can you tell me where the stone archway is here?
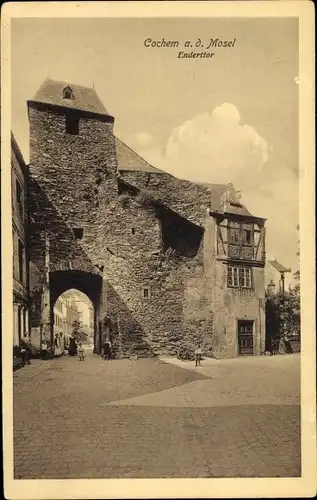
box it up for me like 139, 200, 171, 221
48, 270, 103, 353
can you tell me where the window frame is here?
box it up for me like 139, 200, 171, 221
63, 87, 74, 100
142, 287, 150, 299
227, 265, 253, 289
18, 239, 24, 283
16, 180, 23, 218
242, 229, 253, 245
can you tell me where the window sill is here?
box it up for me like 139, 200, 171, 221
227, 286, 253, 290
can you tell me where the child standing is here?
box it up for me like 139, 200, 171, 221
195, 344, 203, 367
41, 340, 48, 360
78, 343, 85, 361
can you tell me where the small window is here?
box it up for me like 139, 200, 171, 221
66, 114, 79, 135
229, 228, 240, 243
131, 228, 135, 235
73, 228, 84, 240
143, 287, 150, 299
16, 180, 23, 217
18, 239, 24, 283
242, 229, 252, 244
63, 86, 73, 100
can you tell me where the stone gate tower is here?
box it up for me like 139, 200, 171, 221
27, 79, 118, 350
27, 78, 266, 359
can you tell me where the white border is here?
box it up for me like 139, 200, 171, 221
1, 2, 316, 498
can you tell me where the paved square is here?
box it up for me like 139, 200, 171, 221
13, 352, 300, 478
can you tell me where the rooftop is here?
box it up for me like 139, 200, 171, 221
268, 259, 292, 273
30, 79, 111, 116
115, 137, 163, 174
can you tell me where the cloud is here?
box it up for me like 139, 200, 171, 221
133, 103, 298, 273
163, 103, 269, 186
130, 132, 154, 149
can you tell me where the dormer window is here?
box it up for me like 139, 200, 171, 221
63, 86, 73, 100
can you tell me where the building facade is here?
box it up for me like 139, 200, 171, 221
12, 133, 30, 347
52, 295, 81, 353
265, 259, 292, 293
25, 78, 267, 358
53, 296, 67, 337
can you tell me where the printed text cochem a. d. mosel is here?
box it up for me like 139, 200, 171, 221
144, 38, 236, 49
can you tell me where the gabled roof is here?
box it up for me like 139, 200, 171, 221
268, 259, 292, 273
30, 78, 110, 116
115, 137, 164, 174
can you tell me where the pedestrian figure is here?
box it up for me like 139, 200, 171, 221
78, 343, 85, 361
195, 344, 202, 367
20, 333, 32, 365
54, 334, 62, 357
283, 334, 293, 354
41, 339, 48, 360
103, 339, 112, 360
68, 335, 77, 356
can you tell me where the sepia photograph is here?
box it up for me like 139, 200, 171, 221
1, 2, 315, 499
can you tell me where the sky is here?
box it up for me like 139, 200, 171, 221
11, 17, 299, 276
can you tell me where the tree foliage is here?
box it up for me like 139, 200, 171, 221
72, 320, 88, 343
266, 271, 301, 339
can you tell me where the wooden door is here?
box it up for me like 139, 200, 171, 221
238, 320, 254, 355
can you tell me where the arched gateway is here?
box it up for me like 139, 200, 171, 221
50, 270, 102, 350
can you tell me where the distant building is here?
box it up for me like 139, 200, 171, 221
53, 296, 67, 337
265, 259, 292, 293
12, 133, 30, 347
64, 298, 81, 337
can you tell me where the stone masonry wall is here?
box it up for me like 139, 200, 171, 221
98, 195, 186, 357
28, 103, 204, 356
28, 105, 116, 340
120, 170, 212, 226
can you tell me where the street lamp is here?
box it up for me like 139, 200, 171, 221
267, 280, 276, 296
266, 280, 277, 354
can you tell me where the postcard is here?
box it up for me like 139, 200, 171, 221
1, 1, 315, 499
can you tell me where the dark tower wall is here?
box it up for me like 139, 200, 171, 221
28, 103, 117, 253
27, 102, 116, 347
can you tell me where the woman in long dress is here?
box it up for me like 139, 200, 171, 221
54, 334, 62, 357
68, 335, 78, 356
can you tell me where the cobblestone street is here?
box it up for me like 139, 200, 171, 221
13, 352, 300, 479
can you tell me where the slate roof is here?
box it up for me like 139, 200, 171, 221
224, 203, 254, 217
115, 137, 164, 174
268, 259, 292, 273
200, 182, 259, 217
31, 79, 110, 115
